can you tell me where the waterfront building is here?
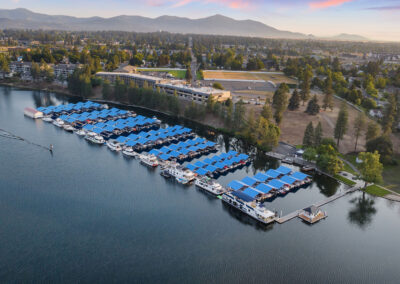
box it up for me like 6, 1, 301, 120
96, 71, 165, 89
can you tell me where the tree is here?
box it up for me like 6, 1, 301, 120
358, 151, 383, 187
31, 62, 41, 81
205, 95, 215, 113
316, 144, 344, 175
353, 112, 366, 152
288, 89, 301, 110
303, 122, 314, 148
102, 79, 112, 100
303, 147, 317, 161
272, 83, 289, 124
382, 93, 398, 134
300, 64, 312, 105
314, 121, 323, 147
185, 65, 192, 82
212, 82, 224, 90
305, 95, 320, 115
366, 121, 380, 141
323, 71, 334, 110
233, 100, 246, 130
334, 103, 348, 147
261, 103, 272, 121
366, 136, 393, 164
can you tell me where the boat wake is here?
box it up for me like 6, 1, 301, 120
0, 128, 51, 151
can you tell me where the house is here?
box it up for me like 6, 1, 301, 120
53, 64, 80, 80
298, 205, 326, 224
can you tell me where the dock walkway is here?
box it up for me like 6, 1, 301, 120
276, 185, 358, 224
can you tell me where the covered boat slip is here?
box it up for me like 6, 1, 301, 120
226, 165, 311, 201
183, 152, 250, 177
142, 136, 216, 161
38, 101, 104, 116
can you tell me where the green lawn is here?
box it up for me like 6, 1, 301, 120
334, 174, 357, 186
137, 69, 187, 79
382, 155, 400, 194
363, 184, 391, 197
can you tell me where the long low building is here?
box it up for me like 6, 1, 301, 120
96, 71, 231, 103
96, 71, 165, 89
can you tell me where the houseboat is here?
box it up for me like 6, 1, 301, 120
139, 154, 159, 167
167, 164, 195, 185
298, 205, 327, 224
222, 192, 276, 225
106, 139, 122, 151
63, 124, 75, 132
195, 177, 226, 195
52, 118, 64, 127
84, 134, 105, 144
24, 107, 43, 119
122, 148, 139, 158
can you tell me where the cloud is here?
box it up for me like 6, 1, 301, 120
366, 5, 400, 11
146, 0, 258, 9
309, 0, 354, 9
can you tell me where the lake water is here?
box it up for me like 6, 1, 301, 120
0, 86, 399, 283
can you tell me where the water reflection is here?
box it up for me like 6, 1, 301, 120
348, 193, 377, 229
314, 174, 339, 197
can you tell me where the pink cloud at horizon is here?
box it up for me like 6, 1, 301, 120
309, 0, 354, 9
147, 0, 258, 9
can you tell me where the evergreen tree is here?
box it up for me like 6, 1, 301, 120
334, 103, 349, 147
366, 121, 380, 142
185, 65, 192, 82
303, 122, 314, 148
233, 100, 246, 130
272, 83, 289, 124
300, 64, 312, 105
323, 72, 334, 110
288, 89, 300, 110
382, 93, 397, 134
314, 121, 323, 147
353, 112, 366, 151
261, 103, 272, 121
305, 95, 320, 115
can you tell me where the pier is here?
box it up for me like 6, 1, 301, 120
276, 185, 358, 224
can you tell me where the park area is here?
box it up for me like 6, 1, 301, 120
137, 68, 187, 79
203, 70, 297, 85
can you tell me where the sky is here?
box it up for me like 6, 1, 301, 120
1, 0, 400, 41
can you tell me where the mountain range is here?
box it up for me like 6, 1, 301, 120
0, 8, 369, 41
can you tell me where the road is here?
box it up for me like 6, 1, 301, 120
188, 37, 197, 86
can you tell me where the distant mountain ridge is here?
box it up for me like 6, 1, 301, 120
0, 8, 368, 41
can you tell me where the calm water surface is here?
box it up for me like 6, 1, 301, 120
0, 87, 399, 283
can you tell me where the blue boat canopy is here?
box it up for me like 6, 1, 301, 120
227, 180, 247, 190
196, 168, 209, 176
231, 190, 254, 202
291, 172, 309, 181
241, 176, 258, 186
194, 161, 207, 168
203, 158, 214, 164
242, 187, 260, 198
159, 153, 171, 160
276, 166, 292, 175
280, 175, 296, 185
148, 149, 161, 156
205, 165, 218, 173
186, 164, 198, 171
116, 136, 128, 143
267, 179, 285, 189
254, 172, 270, 182
266, 169, 280, 178
255, 183, 273, 194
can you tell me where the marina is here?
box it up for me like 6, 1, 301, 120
1, 87, 400, 283
25, 100, 360, 226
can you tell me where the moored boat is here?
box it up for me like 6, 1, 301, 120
42, 116, 53, 122
222, 192, 276, 224
122, 148, 139, 158
167, 164, 195, 184
74, 129, 87, 136
106, 139, 122, 151
63, 124, 75, 132
84, 134, 105, 144
139, 154, 159, 167
52, 118, 64, 127
195, 176, 226, 195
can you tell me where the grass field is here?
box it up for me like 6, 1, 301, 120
334, 174, 357, 186
138, 69, 186, 79
203, 71, 297, 84
363, 184, 390, 197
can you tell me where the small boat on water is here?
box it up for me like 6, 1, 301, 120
122, 148, 139, 158
84, 134, 105, 144
167, 164, 195, 184
160, 170, 172, 179
139, 154, 159, 167
106, 139, 122, 151
63, 124, 75, 132
222, 192, 276, 225
195, 176, 226, 195
52, 118, 64, 127
74, 129, 87, 136
42, 116, 53, 123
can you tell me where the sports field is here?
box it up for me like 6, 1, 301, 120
203, 71, 297, 84
137, 68, 186, 79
